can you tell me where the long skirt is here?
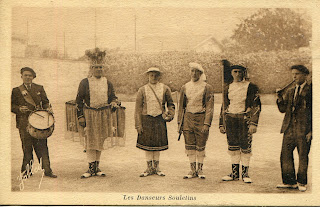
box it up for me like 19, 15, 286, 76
83, 106, 126, 151
136, 115, 168, 151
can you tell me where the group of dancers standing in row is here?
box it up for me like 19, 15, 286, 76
11, 48, 312, 192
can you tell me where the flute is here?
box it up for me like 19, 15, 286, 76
276, 80, 295, 95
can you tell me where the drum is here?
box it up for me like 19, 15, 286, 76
27, 110, 55, 139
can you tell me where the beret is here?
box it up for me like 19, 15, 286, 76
291, 65, 309, 74
189, 62, 204, 73
20, 67, 36, 78
230, 65, 247, 71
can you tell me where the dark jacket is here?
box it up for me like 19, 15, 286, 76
219, 82, 261, 127
76, 78, 118, 119
11, 83, 50, 129
277, 83, 312, 135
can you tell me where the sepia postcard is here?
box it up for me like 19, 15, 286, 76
0, 0, 320, 205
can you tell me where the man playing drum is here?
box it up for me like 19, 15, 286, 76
76, 48, 120, 178
11, 67, 57, 178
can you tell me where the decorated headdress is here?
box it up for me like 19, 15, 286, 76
85, 47, 107, 66
85, 48, 107, 78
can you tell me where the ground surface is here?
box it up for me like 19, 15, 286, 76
11, 101, 312, 193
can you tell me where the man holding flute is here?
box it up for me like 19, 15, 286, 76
276, 65, 312, 192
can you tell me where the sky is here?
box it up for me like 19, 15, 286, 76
11, 7, 307, 58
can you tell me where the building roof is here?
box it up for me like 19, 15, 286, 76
193, 35, 224, 51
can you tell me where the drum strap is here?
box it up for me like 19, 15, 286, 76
19, 85, 36, 107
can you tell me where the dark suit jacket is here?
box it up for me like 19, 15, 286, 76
277, 83, 312, 135
76, 78, 118, 119
11, 83, 50, 129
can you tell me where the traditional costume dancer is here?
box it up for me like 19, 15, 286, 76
135, 67, 175, 177
76, 48, 120, 178
219, 65, 261, 183
178, 63, 214, 179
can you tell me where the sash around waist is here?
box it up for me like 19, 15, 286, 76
84, 104, 126, 111
226, 113, 246, 118
186, 111, 205, 115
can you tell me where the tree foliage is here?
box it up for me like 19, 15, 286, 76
231, 8, 311, 52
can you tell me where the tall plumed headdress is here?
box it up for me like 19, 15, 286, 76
85, 47, 107, 66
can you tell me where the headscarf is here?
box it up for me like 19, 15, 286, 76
189, 62, 206, 82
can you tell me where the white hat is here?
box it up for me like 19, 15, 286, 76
145, 67, 162, 74
189, 62, 204, 73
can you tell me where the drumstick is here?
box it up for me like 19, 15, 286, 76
33, 112, 45, 118
48, 113, 49, 127
26, 109, 45, 118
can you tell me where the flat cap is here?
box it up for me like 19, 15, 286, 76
291, 65, 309, 74
145, 67, 162, 74
20, 67, 36, 78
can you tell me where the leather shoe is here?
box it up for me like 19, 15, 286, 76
298, 183, 307, 192
45, 172, 57, 178
222, 174, 239, 181
276, 183, 297, 189
183, 171, 197, 179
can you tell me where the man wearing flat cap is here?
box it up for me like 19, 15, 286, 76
178, 62, 214, 179
219, 65, 261, 183
11, 67, 57, 178
276, 65, 312, 192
